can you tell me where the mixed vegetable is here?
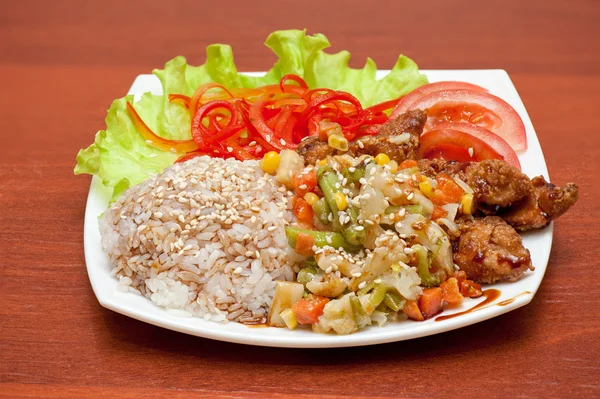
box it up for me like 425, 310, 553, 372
263, 151, 485, 334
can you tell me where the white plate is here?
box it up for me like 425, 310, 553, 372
84, 70, 552, 348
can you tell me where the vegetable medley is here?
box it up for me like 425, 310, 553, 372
263, 151, 485, 334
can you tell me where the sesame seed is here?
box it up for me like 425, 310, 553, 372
374, 278, 382, 284
280, 138, 287, 146
468, 147, 474, 157
299, 184, 308, 190
407, 192, 414, 200
358, 281, 367, 289
170, 148, 177, 153
325, 266, 333, 274
355, 225, 365, 231
403, 247, 414, 254
352, 272, 362, 278
398, 208, 406, 217
145, 140, 153, 144
357, 140, 364, 149
348, 167, 356, 173
233, 267, 243, 274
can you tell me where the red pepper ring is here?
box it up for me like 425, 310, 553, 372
191, 100, 238, 148
126, 102, 198, 153
300, 91, 364, 126
189, 83, 234, 118
302, 88, 335, 103
279, 74, 309, 93
248, 99, 290, 150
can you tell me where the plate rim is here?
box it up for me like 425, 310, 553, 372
83, 69, 553, 348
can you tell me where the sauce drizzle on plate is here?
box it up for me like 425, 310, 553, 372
435, 289, 501, 322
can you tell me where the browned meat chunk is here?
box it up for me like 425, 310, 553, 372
502, 176, 579, 231
418, 158, 468, 178
453, 216, 533, 284
463, 159, 532, 210
296, 109, 427, 165
347, 109, 426, 162
417, 158, 578, 230
296, 136, 336, 165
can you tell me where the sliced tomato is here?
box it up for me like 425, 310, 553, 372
423, 122, 521, 169
418, 128, 505, 163
397, 89, 527, 152
391, 81, 488, 118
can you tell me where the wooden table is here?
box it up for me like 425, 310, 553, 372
2, 1, 598, 397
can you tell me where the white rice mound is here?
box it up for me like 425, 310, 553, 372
99, 156, 303, 324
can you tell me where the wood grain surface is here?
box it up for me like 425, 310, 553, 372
1, 0, 599, 397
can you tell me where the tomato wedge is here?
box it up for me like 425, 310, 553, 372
395, 89, 527, 152
391, 81, 488, 117
418, 128, 505, 162
423, 122, 521, 169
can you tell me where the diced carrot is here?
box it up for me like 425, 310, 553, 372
418, 287, 444, 319
460, 280, 483, 298
431, 205, 448, 220
293, 197, 314, 226
454, 270, 467, 286
403, 300, 425, 321
399, 159, 418, 169
291, 295, 330, 324
292, 169, 318, 197
440, 277, 463, 306
430, 173, 464, 205
294, 232, 315, 256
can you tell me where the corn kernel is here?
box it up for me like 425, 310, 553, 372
334, 192, 348, 211
303, 192, 319, 206
388, 160, 399, 173
260, 151, 280, 174
461, 193, 474, 215
328, 133, 349, 151
279, 308, 298, 330
317, 159, 328, 167
418, 178, 434, 198
375, 153, 391, 165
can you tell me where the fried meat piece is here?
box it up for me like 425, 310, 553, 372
419, 159, 531, 209
463, 159, 532, 210
296, 136, 335, 165
453, 216, 533, 284
502, 176, 579, 231
296, 110, 427, 165
417, 158, 578, 230
347, 109, 427, 162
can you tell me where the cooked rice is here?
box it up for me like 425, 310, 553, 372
99, 156, 303, 324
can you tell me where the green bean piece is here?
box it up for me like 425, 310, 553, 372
312, 197, 332, 225
349, 295, 371, 329
366, 284, 387, 312
413, 244, 440, 287
317, 166, 366, 246
297, 267, 318, 286
285, 226, 361, 252
357, 281, 377, 296
384, 292, 406, 312
341, 166, 365, 184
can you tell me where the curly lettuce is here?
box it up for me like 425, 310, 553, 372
75, 29, 428, 199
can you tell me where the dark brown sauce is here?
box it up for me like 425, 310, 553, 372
435, 289, 501, 322
497, 291, 531, 306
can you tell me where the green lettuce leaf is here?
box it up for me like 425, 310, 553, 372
75, 29, 428, 200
